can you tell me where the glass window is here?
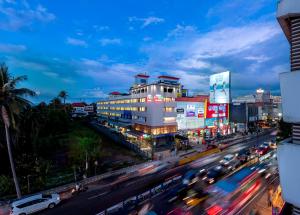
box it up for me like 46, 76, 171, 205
164, 88, 167, 92
168, 88, 173, 93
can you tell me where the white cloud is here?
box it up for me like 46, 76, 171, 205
168, 24, 197, 37
129, 16, 165, 28
99, 38, 121, 46
93, 25, 109, 31
61, 78, 76, 84
0, 1, 55, 31
189, 23, 280, 58
0, 43, 26, 53
66, 37, 88, 47
76, 58, 145, 89
244, 55, 271, 63
143, 37, 152, 42
82, 88, 107, 98
43, 71, 59, 78
177, 58, 210, 70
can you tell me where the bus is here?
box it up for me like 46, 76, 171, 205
206, 167, 262, 215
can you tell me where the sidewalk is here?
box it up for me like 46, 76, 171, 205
245, 190, 273, 215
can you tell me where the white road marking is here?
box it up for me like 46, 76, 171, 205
88, 191, 108, 200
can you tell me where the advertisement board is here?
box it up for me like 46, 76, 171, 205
209, 71, 231, 104
176, 101, 205, 130
206, 103, 228, 118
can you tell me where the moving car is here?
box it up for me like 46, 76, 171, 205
10, 193, 60, 215
220, 154, 235, 166
166, 184, 188, 203
183, 187, 209, 208
256, 145, 270, 156
182, 170, 199, 186
204, 166, 226, 184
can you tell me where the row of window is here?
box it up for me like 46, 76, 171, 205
98, 98, 147, 105
98, 97, 176, 106
100, 112, 121, 117
98, 106, 173, 113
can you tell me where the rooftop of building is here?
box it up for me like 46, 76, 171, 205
72, 102, 87, 107
175, 95, 209, 102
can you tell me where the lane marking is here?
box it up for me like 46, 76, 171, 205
88, 191, 108, 200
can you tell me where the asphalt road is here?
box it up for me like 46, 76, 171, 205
40, 132, 273, 215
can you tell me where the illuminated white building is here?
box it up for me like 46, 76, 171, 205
97, 74, 180, 152
277, 0, 300, 213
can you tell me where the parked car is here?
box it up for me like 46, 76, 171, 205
10, 193, 60, 215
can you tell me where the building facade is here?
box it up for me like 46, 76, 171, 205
97, 74, 181, 158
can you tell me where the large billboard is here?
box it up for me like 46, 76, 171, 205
209, 71, 231, 104
176, 102, 205, 130
206, 103, 229, 119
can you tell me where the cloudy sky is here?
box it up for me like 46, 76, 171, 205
0, 0, 289, 103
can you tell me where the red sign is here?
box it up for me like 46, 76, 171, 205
206, 103, 228, 118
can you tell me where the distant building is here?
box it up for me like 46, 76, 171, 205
233, 89, 282, 122
72, 102, 95, 117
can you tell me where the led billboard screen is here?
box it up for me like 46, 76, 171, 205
209, 71, 231, 104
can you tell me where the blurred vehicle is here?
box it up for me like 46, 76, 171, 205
236, 149, 252, 163
220, 154, 235, 166
206, 167, 262, 215
183, 186, 209, 208
204, 166, 226, 184
166, 184, 188, 203
182, 170, 199, 186
10, 193, 60, 215
198, 168, 207, 178
270, 142, 277, 149
167, 207, 192, 215
227, 159, 241, 171
256, 145, 270, 156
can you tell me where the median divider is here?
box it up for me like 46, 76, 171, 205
178, 147, 221, 166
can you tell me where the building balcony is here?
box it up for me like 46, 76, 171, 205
277, 138, 300, 208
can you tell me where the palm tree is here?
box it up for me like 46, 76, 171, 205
58, 90, 68, 105
0, 63, 36, 198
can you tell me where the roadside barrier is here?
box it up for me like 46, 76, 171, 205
96, 175, 183, 215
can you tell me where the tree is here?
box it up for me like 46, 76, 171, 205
0, 63, 36, 198
58, 90, 68, 105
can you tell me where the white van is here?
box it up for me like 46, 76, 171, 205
10, 193, 60, 215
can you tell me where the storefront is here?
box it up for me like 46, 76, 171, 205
205, 103, 231, 137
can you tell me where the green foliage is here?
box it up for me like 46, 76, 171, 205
69, 126, 102, 167
0, 175, 13, 197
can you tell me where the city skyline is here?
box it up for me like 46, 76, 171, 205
0, 0, 288, 103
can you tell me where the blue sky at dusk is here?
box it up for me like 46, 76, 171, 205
0, 0, 289, 103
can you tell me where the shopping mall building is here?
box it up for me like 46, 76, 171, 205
97, 74, 181, 158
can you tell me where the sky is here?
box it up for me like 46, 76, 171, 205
0, 0, 290, 103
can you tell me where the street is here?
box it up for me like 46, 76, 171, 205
40, 132, 274, 215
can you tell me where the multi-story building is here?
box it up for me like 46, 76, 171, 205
277, 0, 300, 213
97, 74, 181, 158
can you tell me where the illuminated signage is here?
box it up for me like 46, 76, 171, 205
146, 95, 152, 102
209, 71, 231, 104
186, 111, 196, 117
154, 94, 163, 102
176, 108, 184, 113
206, 103, 228, 118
